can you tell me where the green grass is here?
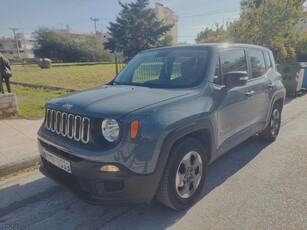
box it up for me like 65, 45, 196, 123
11, 63, 116, 90
8, 63, 117, 119
13, 85, 69, 119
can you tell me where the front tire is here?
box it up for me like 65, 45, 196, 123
155, 137, 208, 210
259, 103, 282, 141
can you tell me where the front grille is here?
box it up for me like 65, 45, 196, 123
45, 109, 90, 144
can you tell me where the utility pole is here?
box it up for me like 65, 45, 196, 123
90, 18, 99, 35
9, 27, 21, 59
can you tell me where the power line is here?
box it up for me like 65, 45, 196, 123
179, 8, 240, 18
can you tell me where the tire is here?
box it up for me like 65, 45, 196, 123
155, 137, 208, 210
259, 103, 282, 141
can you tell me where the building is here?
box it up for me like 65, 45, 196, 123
54, 26, 92, 42
154, 3, 179, 45
0, 33, 36, 60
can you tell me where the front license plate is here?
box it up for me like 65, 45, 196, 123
42, 150, 72, 173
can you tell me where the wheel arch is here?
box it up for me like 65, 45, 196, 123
274, 98, 284, 111
155, 118, 216, 186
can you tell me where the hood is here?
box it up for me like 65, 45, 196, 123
46, 85, 191, 118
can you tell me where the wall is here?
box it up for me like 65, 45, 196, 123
0, 94, 18, 118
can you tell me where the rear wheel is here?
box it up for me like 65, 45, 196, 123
155, 137, 207, 210
259, 103, 282, 141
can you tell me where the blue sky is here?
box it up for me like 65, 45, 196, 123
0, 0, 243, 43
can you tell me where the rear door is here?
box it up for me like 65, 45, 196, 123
246, 49, 272, 129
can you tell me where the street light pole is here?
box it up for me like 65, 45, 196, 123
9, 27, 21, 59
90, 17, 99, 35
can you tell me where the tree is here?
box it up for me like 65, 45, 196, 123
296, 33, 307, 61
195, 23, 231, 43
228, 0, 305, 63
104, 0, 173, 58
240, 0, 264, 8
33, 27, 113, 62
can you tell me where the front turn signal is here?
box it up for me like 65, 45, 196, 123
130, 120, 139, 139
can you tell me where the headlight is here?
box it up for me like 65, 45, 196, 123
101, 119, 120, 142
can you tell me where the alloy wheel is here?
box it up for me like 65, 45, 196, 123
175, 151, 203, 198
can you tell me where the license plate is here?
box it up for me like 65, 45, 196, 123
42, 150, 72, 173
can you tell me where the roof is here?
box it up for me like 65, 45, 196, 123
141, 43, 272, 53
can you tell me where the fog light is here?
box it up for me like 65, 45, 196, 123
100, 165, 120, 172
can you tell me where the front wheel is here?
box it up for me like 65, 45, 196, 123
155, 137, 207, 210
259, 103, 282, 141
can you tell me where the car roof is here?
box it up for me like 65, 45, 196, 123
142, 43, 271, 53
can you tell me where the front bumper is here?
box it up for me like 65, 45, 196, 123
38, 139, 160, 206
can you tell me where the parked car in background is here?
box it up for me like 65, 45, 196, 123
38, 44, 285, 210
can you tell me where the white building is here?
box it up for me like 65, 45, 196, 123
54, 27, 92, 41
154, 3, 179, 45
0, 33, 36, 60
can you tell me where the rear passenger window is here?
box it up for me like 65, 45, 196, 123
249, 50, 266, 78
214, 49, 247, 86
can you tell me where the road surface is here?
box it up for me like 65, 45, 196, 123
1, 95, 306, 230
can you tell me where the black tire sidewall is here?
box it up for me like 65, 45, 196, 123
270, 105, 281, 139
166, 138, 207, 210
259, 103, 282, 141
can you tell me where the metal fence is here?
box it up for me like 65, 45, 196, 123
115, 53, 128, 75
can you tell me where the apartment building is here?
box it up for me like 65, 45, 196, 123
0, 33, 35, 60
154, 3, 179, 45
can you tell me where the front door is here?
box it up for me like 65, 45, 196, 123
213, 49, 255, 154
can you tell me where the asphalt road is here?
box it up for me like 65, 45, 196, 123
1, 95, 307, 230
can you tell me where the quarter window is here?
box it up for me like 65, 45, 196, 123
263, 51, 272, 71
249, 50, 266, 78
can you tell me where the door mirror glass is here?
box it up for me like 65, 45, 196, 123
224, 71, 248, 89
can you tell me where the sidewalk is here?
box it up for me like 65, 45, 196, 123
0, 119, 43, 176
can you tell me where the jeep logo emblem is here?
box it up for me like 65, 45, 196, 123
62, 104, 73, 109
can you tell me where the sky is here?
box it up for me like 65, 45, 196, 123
1, 0, 304, 44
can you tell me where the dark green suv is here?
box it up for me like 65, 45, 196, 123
38, 44, 285, 210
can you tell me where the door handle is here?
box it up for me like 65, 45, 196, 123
245, 91, 255, 97
268, 83, 275, 89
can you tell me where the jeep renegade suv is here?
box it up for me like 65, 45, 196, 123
38, 44, 285, 210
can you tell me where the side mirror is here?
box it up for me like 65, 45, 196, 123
224, 71, 248, 89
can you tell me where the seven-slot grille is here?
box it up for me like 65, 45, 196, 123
45, 109, 90, 144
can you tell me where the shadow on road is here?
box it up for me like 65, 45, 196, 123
0, 136, 270, 229
201, 136, 270, 198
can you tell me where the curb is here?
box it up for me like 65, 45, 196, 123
10, 81, 77, 92
0, 155, 40, 177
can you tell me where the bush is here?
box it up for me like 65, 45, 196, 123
33, 27, 113, 62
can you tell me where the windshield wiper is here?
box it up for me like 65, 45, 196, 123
113, 81, 121, 85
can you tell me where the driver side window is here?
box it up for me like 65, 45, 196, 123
214, 49, 247, 86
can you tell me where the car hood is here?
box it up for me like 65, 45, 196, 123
46, 85, 191, 118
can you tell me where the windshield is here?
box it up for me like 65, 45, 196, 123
114, 46, 211, 88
